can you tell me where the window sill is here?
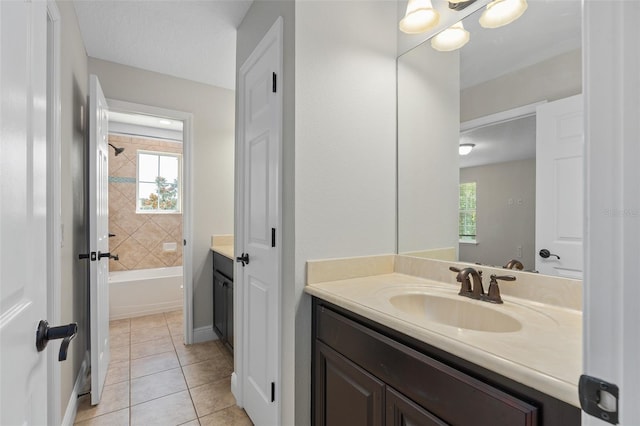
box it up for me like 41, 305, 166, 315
459, 240, 478, 245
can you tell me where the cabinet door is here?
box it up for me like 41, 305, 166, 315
386, 388, 448, 426
315, 341, 384, 426
226, 281, 234, 351
213, 276, 226, 340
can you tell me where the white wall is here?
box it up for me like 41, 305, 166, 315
397, 41, 460, 255
58, 0, 89, 414
461, 49, 582, 122
460, 159, 536, 269
295, 1, 397, 423
88, 58, 235, 329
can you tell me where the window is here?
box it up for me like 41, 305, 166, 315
459, 182, 476, 242
137, 151, 181, 213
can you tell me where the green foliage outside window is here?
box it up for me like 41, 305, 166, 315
459, 182, 476, 241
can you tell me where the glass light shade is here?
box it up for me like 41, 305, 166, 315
459, 144, 475, 155
399, 0, 440, 34
431, 22, 470, 52
479, 0, 528, 29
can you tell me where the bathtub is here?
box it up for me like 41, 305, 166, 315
109, 266, 183, 320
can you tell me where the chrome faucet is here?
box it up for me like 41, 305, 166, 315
503, 259, 524, 270
449, 266, 484, 299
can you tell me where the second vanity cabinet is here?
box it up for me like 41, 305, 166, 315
312, 298, 580, 426
213, 251, 233, 352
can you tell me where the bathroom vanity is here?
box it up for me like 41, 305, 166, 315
306, 255, 582, 426
211, 236, 234, 353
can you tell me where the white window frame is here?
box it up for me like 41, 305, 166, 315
459, 181, 477, 244
136, 149, 183, 214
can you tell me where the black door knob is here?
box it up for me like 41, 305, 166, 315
236, 253, 250, 266
35, 320, 78, 361
539, 249, 560, 260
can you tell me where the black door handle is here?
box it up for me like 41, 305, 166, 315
35, 320, 78, 361
236, 252, 250, 266
539, 249, 560, 259
98, 251, 111, 260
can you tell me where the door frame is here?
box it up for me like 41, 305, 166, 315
46, 1, 62, 424
233, 16, 284, 419
106, 99, 195, 344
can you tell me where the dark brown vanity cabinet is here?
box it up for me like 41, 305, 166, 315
213, 252, 233, 352
312, 298, 580, 426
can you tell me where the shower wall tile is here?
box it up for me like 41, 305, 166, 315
108, 134, 183, 271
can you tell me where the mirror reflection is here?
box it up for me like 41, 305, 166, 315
397, 0, 582, 278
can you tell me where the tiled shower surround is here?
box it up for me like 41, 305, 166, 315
108, 134, 183, 271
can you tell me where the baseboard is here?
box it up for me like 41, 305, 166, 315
61, 354, 89, 426
231, 372, 242, 406
193, 324, 218, 344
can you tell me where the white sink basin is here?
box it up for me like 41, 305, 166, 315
389, 293, 522, 333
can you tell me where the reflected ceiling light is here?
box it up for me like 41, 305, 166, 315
459, 143, 475, 155
431, 22, 470, 52
479, 0, 528, 28
399, 0, 440, 34
159, 119, 172, 125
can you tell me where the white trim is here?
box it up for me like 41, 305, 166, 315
582, 1, 640, 424
460, 101, 547, 133
61, 356, 88, 426
234, 16, 284, 423
46, 2, 62, 425
106, 99, 195, 345
192, 325, 218, 344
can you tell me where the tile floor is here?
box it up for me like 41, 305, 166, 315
74, 310, 253, 426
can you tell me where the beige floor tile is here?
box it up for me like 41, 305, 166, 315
74, 408, 129, 426
111, 345, 130, 363
178, 420, 200, 426
131, 351, 179, 379
175, 341, 221, 366
109, 318, 130, 335
130, 336, 174, 360
198, 406, 253, 426
167, 321, 184, 336
220, 346, 233, 368
130, 390, 196, 426
130, 313, 166, 330
105, 360, 130, 386
163, 309, 183, 323
190, 377, 236, 418
75, 381, 129, 422
171, 333, 185, 347
110, 332, 130, 348
130, 367, 187, 406
130, 324, 170, 344
182, 356, 232, 388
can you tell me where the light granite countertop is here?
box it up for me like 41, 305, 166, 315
210, 244, 234, 260
305, 266, 582, 408
210, 235, 234, 260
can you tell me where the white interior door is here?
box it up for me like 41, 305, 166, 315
89, 74, 111, 405
0, 1, 49, 424
535, 94, 584, 279
238, 18, 282, 426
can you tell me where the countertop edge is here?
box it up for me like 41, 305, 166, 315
211, 245, 234, 260
305, 284, 580, 408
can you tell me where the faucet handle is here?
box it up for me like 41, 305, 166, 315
449, 266, 462, 273
483, 275, 516, 304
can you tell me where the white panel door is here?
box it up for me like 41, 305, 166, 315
535, 95, 584, 279
238, 18, 282, 426
0, 1, 49, 424
89, 75, 111, 405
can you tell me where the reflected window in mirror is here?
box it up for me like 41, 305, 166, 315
459, 182, 477, 243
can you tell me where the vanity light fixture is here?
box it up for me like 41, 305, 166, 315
431, 22, 470, 51
399, 0, 440, 34
479, 0, 528, 29
459, 143, 475, 155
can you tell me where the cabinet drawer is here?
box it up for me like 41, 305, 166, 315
316, 305, 537, 426
213, 252, 234, 280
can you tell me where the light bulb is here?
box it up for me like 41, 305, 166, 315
399, 0, 440, 34
431, 22, 470, 52
459, 144, 475, 155
479, 0, 528, 29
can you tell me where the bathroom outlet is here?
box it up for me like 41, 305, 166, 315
163, 242, 177, 252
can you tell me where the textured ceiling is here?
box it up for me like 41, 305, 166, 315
73, 0, 253, 90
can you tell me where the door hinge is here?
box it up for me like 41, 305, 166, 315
271, 228, 276, 248
272, 72, 277, 93
579, 374, 619, 424
183, 239, 186, 246
271, 382, 275, 402
78, 252, 96, 261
